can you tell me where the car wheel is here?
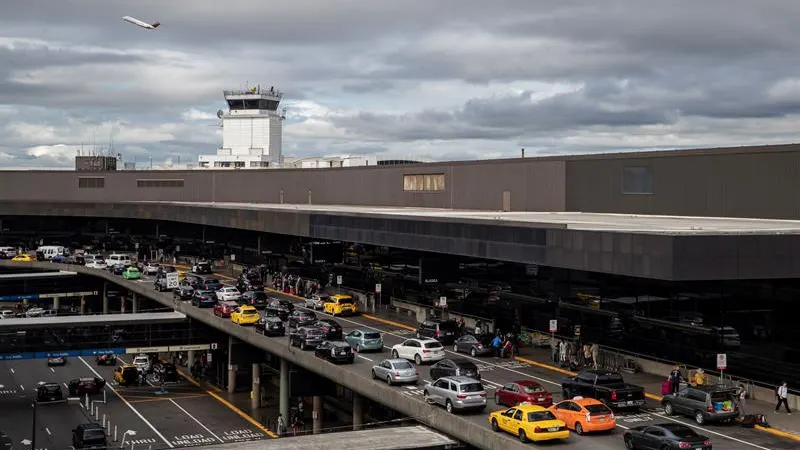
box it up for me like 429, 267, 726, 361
445, 400, 453, 413
575, 422, 584, 435
414, 354, 422, 365
624, 435, 636, 449
391, 350, 399, 359
470, 348, 477, 357
695, 411, 705, 425
491, 418, 500, 432
518, 429, 528, 443
386, 375, 393, 386
664, 402, 674, 416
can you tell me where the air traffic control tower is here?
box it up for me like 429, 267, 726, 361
198, 85, 285, 169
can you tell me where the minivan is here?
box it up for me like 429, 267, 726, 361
417, 318, 460, 345
37, 246, 66, 260
105, 254, 131, 267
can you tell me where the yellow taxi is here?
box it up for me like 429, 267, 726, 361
230, 305, 260, 325
323, 294, 358, 316
113, 364, 140, 386
489, 403, 569, 443
11, 254, 35, 262
549, 397, 616, 435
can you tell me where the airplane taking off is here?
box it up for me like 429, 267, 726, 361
122, 16, 160, 30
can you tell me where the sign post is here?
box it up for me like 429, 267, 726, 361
374, 283, 381, 314
716, 353, 727, 380
439, 296, 447, 316
549, 319, 558, 346
336, 275, 342, 288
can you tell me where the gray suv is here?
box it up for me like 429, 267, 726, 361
423, 376, 486, 413
661, 385, 739, 425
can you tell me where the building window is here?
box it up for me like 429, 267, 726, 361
403, 173, 445, 192
136, 179, 185, 188
621, 166, 654, 194
78, 177, 105, 188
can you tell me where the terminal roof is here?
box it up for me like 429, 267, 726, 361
138, 201, 800, 235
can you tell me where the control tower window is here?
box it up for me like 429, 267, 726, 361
403, 173, 445, 192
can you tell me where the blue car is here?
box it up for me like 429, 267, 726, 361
344, 329, 384, 352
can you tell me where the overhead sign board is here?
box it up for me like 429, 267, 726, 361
439, 296, 447, 307
166, 272, 179, 289
375, 283, 381, 293
170, 344, 211, 352
336, 275, 342, 286
0, 347, 126, 361
549, 319, 558, 333
126, 346, 170, 354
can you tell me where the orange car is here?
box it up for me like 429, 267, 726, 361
549, 397, 616, 435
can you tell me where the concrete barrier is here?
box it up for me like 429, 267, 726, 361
5, 261, 528, 450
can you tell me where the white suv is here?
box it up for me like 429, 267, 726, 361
391, 338, 445, 365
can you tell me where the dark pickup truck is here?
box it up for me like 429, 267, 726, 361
561, 370, 646, 409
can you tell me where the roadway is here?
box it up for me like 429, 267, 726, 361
132, 270, 793, 450
5, 262, 797, 450
0, 355, 271, 450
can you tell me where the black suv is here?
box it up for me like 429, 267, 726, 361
429, 358, 481, 381
192, 259, 213, 274
314, 341, 355, 364
290, 326, 325, 350
68, 377, 106, 396
198, 277, 223, 291
173, 281, 195, 300
151, 362, 180, 383
236, 275, 263, 292
240, 290, 268, 308
268, 298, 294, 312
288, 310, 317, 329
416, 318, 460, 345
314, 319, 343, 340
72, 423, 107, 450
255, 316, 285, 336
37, 382, 64, 402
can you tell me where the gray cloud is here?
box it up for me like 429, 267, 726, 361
2, 1, 800, 168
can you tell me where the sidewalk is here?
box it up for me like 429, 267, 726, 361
355, 305, 800, 442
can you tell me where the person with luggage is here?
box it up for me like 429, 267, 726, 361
736, 384, 747, 417
775, 381, 792, 414
669, 366, 683, 394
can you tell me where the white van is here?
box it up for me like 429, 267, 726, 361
0, 247, 17, 257
37, 246, 66, 260
105, 254, 132, 267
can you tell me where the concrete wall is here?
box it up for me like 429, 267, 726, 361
14, 261, 528, 450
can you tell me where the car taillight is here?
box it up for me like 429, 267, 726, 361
611, 391, 617, 401
678, 443, 692, 449
456, 394, 466, 399
415, 370, 420, 375
534, 427, 543, 433
479, 392, 486, 397
703, 440, 711, 446
435, 330, 441, 338
585, 413, 591, 422
423, 349, 430, 353
610, 412, 615, 419
395, 371, 400, 376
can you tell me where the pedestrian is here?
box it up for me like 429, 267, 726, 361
491, 334, 503, 357
550, 338, 559, 363
558, 339, 567, 365
736, 384, 747, 417
591, 343, 599, 369
474, 320, 482, 337
669, 366, 682, 394
457, 317, 465, 336
775, 381, 792, 414
276, 413, 286, 437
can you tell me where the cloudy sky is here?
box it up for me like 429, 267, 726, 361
2, 0, 800, 168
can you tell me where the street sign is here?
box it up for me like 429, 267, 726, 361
210, 343, 218, 350
166, 272, 179, 289
207, 352, 213, 363
375, 283, 382, 293
336, 275, 342, 286
134, 243, 139, 250
439, 296, 447, 307
230, 254, 236, 261
716, 353, 727, 370
549, 319, 558, 333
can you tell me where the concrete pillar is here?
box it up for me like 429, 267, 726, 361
52, 297, 60, 311
312, 396, 322, 434
279, 359, 290, 420
353, 393, 364, 430
227, 335, 237, 393
132, 293, 138, 313
120, 295, 126, 313
187, 350, 195, 370
80, 296, 86, 315
251, 363, 261, 410
102, 282, 109, 314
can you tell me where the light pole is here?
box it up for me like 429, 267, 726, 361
31, 400, 37, 450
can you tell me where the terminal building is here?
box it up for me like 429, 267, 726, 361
3, 142, 800, 389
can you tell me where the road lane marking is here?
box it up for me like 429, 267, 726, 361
649, 412, 771, 450
9, 368, 14, 374
356, 355, 373, 362
19, 384, 24, 391
49, 368, 55, 373
77, 356, 174, 448
169, 399, 224, 443
127, 395, 207, 404
45, 428, 51, 436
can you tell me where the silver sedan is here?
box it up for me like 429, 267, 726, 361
304, 294, 329, 310
371, 358, 419, 386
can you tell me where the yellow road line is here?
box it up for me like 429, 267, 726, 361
361, 314, 416, 331
173, 366, 277, 438
513, 356, 577, 377
756, 425, 800, 442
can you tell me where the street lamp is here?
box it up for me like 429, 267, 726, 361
30, 400, 37, 450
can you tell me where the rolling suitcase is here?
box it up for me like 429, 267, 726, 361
661, 380, 672, 396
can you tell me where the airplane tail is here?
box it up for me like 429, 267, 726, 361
152, 22, 161, 28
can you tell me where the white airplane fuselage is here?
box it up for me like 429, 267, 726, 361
122, 16, 158, 30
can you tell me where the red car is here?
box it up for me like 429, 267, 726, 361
214, 301, 239, 318
494, 380, 553, 407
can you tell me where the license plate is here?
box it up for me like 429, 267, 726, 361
548, 428, 559, 432
597, 417, 605, 421
538, 397, 544, 401
627, 401, 633, 405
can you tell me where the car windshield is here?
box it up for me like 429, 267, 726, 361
252, 292, 267, 299
306, 329, 323, 336
424, 342, 442, 349
337, 298, 354, 305
439, 321, 458, 331
585, 404, 612, 414
42, 385, 59, 392
84, 430, 106, 440
243, 310, 258, 315
392, 361, 413, 369
523, 385, 545, 393
661, 424, 698, 438
363, 332, 381, 339
460, 383, 483, 393
528, 411, 557, 422
710, 392, 734, 402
